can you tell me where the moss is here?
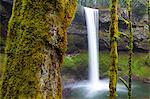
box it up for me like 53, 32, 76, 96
126, 0, 133, 98
148, 0, 150, 32
109, 0, 119, 98
1, 0, 77, 98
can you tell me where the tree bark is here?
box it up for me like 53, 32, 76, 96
109, 0, 118, 99
1, 0, 77, 98
148, 0, 150, 31
127, 0, 133, 99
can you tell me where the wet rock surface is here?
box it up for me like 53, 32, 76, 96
67, 5, 149, 52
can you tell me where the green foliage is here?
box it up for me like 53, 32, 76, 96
132, 60, 149, 77
99, 52, 109, 76
63, 53, 88, 68
119, 53, 150, 78
144, 54, 150, 66
63, 52, 150, 79
131, 54, 150, 78
63, 52, 109, 78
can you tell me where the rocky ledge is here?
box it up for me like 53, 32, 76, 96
67, 5, 149, 52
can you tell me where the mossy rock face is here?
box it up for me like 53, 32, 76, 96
1, 0, 77, 98
67, 35, 87, 54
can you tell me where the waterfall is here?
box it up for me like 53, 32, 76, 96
64, 7, 127, 97
84, 7, 99, 85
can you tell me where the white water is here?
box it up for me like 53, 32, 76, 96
84, 7, 99, 86
64, 7, 127, 98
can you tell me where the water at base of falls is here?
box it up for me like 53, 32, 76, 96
64, 79, 127, 98
64, 79, 150, 99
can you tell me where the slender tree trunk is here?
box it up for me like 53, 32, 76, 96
109, 0, 118, 99
148, 0, 150, 31
127, 0, 133, 99
1, 0, 77, 98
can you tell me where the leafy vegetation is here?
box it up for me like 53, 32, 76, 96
120, 53, 150, 78
63, 52, 150, 79
63, 53, 88, 68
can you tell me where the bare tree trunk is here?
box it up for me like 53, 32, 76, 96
109, 0, 118, 99
1, 0, 77, 98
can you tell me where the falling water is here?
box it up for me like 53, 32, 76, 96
64, 7, 127, 98
84, 7, 99, 86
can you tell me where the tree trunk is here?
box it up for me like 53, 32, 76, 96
109, 0, 118, 99
1, 0, 77, 98
148, 0, 150, 31
127, 0, 133, 99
